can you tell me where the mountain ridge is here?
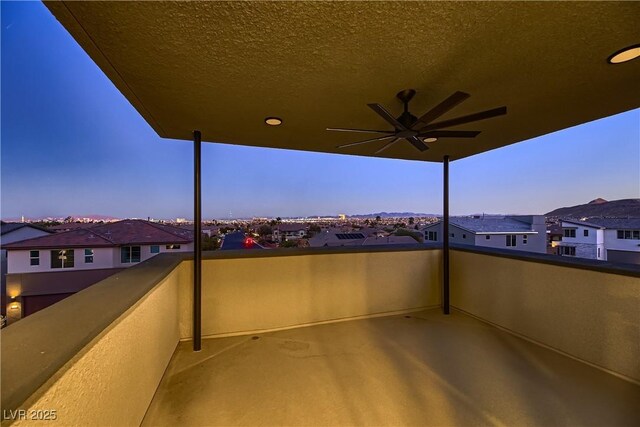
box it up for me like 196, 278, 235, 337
546, 198, 640, 218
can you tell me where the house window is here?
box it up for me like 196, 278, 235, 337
150, 245, 160, 254
584, 229, 589, 237
523, 235, 528, 244
597, 248, 601, 258
30, 250, 39, 266
84, 248, 94, 263
561, 246, 576, 256
617, 230, 640, 240
462, 234, 466, 239
51, 249, 75, 269
166, 244, 181, 250
485, 235, 490, 240
506, 235, 516, 247
450, 233, 454, 238
426, 231, 438, 241
563, 229, 576, 238
121, 246, 141, 263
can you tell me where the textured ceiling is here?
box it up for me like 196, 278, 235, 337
45, 1, 639, 162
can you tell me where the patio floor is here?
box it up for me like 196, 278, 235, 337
143, 309, 640, 426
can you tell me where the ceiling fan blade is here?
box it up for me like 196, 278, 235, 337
326, 127, 394, 134
417, 130, 481, 138
415, 91, 470, 127
374, 138, 400, 154
367, 103, 407, 130
336, 135, 396, 149
406, 136, 429, 152
420, 106, 507, 131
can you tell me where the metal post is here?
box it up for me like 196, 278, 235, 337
193, 130, 202, 351
443, 155, 450, 315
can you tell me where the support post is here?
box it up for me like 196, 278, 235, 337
193, 130, 202, 351
443, 155, 450, 315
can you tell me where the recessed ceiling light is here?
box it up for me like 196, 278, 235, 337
607, 44, 640, 64
423, 137, 438, 143
265, 117, 283, 126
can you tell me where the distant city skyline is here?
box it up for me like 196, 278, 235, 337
2, 2, 639, 220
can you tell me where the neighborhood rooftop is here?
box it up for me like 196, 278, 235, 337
563, 218, 640, 230
0, 222, 51, 236
426, 216, 538, 234
3, 219, 193, 250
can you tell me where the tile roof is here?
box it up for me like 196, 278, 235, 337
3, 220, 193, 250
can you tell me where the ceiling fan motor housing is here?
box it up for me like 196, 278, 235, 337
398, 111, 418, 129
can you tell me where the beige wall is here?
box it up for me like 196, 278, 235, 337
179, 249, 442, 339
450, 249, 640, 382
11, 266, 182, 426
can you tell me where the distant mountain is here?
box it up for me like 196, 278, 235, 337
349, 212, 439, 218
546, 198, 640, 218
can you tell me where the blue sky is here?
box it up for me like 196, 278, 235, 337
2, 1, 639, 220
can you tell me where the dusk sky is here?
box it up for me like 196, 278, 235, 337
2, 1, 639, 220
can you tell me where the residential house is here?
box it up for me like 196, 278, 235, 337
308, 227, 413, 247
546, 224, 564, 255
557, 220, 605, 260
273, 223, 307, 242
3, 219, 193, 322
308, 230, 367, 247
1, 222, 53, 318
558, 218, 640, 264
422, 215, 547, 253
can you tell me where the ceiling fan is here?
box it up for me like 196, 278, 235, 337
327, 89, 507, 154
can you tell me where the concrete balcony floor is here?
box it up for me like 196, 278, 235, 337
143, 309, 640, 426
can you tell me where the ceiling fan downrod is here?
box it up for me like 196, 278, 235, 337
396, 89, 418, 128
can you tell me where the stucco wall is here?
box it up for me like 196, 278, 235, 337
112, 243, 194, 268
179, 249, 441, 339
8, 244, 194, 273
8, 248, 115, 274
604, 229, 640, 252
11, 265, 182, 426
423, 223, 544, 253
450, 249, 640, 382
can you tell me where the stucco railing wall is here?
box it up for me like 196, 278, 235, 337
178, 248, 442, 339
1, 255, 184, 426
450, 248, 640, 383
2, 247, 440, 423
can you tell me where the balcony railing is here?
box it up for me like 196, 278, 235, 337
1, 245, 639, 426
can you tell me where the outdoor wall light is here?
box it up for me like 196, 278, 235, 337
265, 117, 283, 126
607, 44, 640, 64
10, 303, 19, 310
423, 137, 438, 143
